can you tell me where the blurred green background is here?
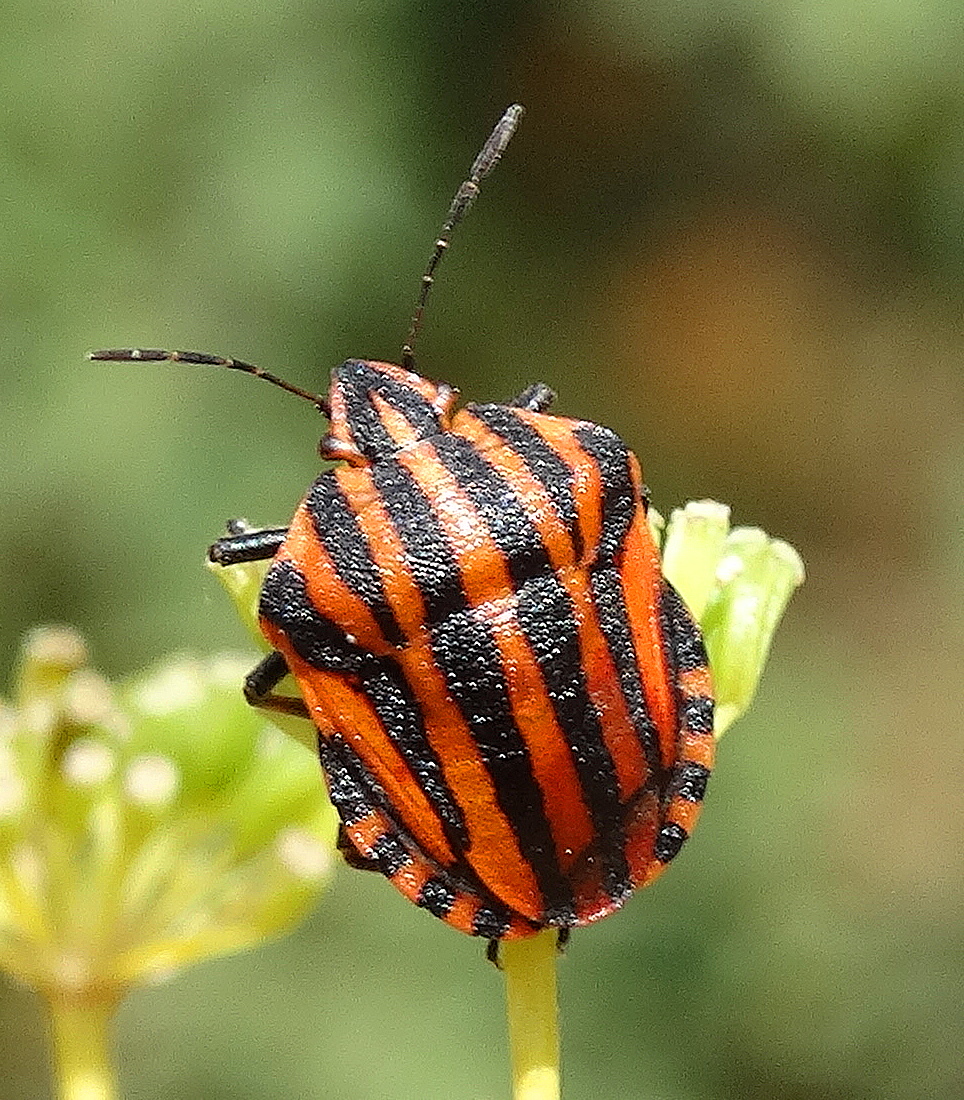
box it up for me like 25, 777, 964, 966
1, 0, 962, 1097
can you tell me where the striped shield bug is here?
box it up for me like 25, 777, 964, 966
92, 105, 714, 943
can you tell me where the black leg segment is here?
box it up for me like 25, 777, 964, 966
209, 526, 289, 565
243, 649, 310, 719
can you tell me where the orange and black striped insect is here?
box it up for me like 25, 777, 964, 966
92, 105, 714, 944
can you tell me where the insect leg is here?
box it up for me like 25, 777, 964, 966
208, 524, 288, 565
243, 649, 310, 719
508, 382, 555, 412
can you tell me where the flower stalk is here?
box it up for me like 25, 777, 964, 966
501, 931, 561, 1100
46, 992, 119, 1100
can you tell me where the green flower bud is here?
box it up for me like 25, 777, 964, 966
659, 501, 805, 738
208, 555, 269, 647
0, 627, 336, 1002
207, 557, 318, 754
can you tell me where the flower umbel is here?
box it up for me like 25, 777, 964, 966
0, 627, 337, 1098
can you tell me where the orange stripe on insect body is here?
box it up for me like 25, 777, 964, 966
273, 517, 391, 655
616, 508, 680, 766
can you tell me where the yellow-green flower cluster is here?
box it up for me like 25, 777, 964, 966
0, 627, 336, 1006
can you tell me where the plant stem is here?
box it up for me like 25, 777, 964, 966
46, 991, 120, 1100
501, 930, 561, 1100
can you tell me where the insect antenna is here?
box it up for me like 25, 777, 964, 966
401, 103, 524, 372
88, 348, 330, 415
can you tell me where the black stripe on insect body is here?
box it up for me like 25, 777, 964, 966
467, 403, 584, 563
335, 360, 450, 462
369, 455, 578, 926
682, 696, 714, 735
259, 559, 470, 851
583, 563, 665, 790
428, 432, 558, 582
569, 424, 665, 787
317, 730, 408, 848
672, 762, 711, 803
658, 580, 715, 740
472, 906, 515, 940
572, 424, 639, 562
368, 459, 470, 622
659, 581, 713, 674
654, 822, 688, 863
416, 876, 458, 919
653, 578, 715, 866
317, 733, 437, 880
414, 862, 531, 938
366, 833, 412, 876
317, 733, 376, 828
427, 432, 632, 903
515, 572, 633, 903
358, 666, 471, 847
259, 560, 377, 676
304, 475, 407, 650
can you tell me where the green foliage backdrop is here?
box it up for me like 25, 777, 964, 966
1, 1, 962, 1097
